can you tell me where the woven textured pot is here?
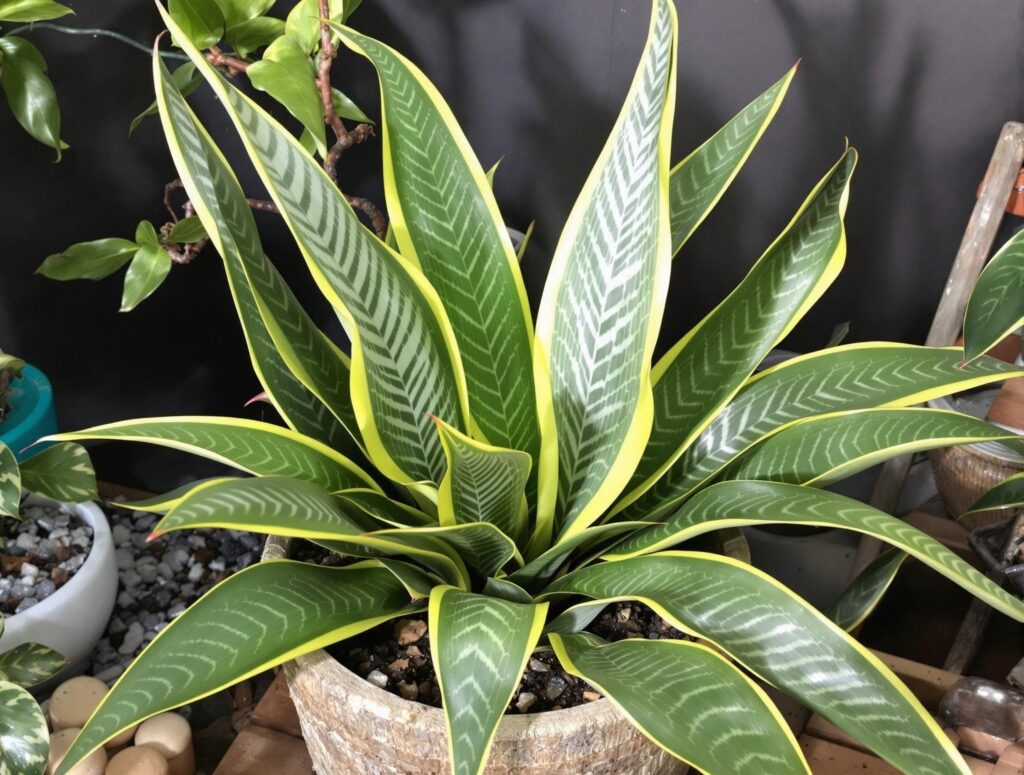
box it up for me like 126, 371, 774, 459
263, 536, 684, 775
929, 443, 1024, 530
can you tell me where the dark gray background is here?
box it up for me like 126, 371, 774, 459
2, 0, 1022, 486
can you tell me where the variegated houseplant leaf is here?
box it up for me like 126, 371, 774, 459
56, 2, 1024, 774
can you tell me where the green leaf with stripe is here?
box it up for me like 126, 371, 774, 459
0, 642, 66, 687
616, 149, 856, 514
543, 553, 969, 775
157, 6, 470, 486
721, 407, 1024, 486
668, 65, 795, 255
374, 523, 520, 579
0, 680, 47, 775
429, 587, 547, 775
18, 442, 96, 502
549, 633, 809, 774
153, 53, 362, 457
55, 561, 416, 773
963, 228, 1024, 363
966, 471, 1024, 514
434, 418, 530, 544
335, 489, 434, 527
0, 443, 20, 519
534, 0, 677, 541
606, 481, 1024, 623
151, 476, 376, 539
620, 344, 1024, 520
49, 416, 377, 494
336, 26, 541, 474
117, 478, 235, 514
826, 548, 907, 632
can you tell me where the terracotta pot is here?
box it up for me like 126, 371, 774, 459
262, 535, 684, 775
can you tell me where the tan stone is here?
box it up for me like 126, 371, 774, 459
46, 728, 107, 775
49, 677, 108, 730
105, 746, 169, 775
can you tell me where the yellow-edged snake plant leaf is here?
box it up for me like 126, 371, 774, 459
0, 642, 67, 687
429, 587, 547, 775
18, 442, 97, 503
116, 478, 236, 514
549, 632, 809, 774
153, 54, 363, 458
963, 228, 1024, 363
966, 471, 1024, 514
620, 344, 1024, 520
616, 149, 856, 515
55, 561, 419, 774
335, 488, 434, 527
534, 0, 677, 543
0, 442, 22, 518
335, 27, 542, 480
721, 407, 1024, 487
668, 65, 796, 256
158, 4, 471, 486
606, 481, 1024, 623
543, 553, 969, 774
372, 523, 521, 580
149, 475, 472, 587
433, 417, 530, 546
48, 416, 378, 494
826, 548, 907, 632
508, 521, 652, 592
0, 680, 48, 775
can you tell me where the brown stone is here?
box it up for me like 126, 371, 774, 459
0, 554, 26, 574
394, 618, 427, 645
212, 725, 312, 775
249, 672, 303, 738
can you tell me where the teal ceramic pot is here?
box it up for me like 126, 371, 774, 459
0, 363, 58, 460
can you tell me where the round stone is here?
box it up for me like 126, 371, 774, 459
49, 676, 109, 730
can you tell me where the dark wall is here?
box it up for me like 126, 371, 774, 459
2, 0, 1022, 486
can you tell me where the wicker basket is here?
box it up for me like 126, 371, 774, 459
262, 536, 685, 775
928, 442, 1024, 530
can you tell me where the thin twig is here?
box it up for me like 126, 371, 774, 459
346, 196, 388, 239
315, 0, 348, 161
206, 45, 249, 76
164, 179, 184, 222
5, 23, 189, 60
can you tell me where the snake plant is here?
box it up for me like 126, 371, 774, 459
51, 2, 1024, 773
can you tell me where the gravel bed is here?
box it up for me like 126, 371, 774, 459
88, 502, 264, 684
0, 499, 93, 615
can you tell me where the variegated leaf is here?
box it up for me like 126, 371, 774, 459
337, 27, 541, 472
158, 6, 470, 485
18, 442, 97, 503
154, 54, 361, 456
827, 548, 907, 632
434, 418, 530, 544
430, 587, 547, 775
722, 407, 1024, 486
534, 0, 677, 541
620, 344, 1024, 520
669, 65, 795, 255
543, 553, 969, 775
617, 150, 856, 514
0, 680, 47, 775
117, 478, 235, 514
151, 476, 375, 538
606, 481, 1024, 623
51, 417, 378, 494
0, 642, 66, 687
0, 443, 20, 519
55, 561, 416, 773
335, 488, 434, 527
966, 471, 1024, 514
963, 228, 1024, 363
550, 633, 809, 774
374, 523, 519, 579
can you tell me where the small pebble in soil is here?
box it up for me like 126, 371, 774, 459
0, 499, 94, 616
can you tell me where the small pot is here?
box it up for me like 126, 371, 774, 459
263, 536, 684, 775
0, 497, 118, 685
0, 363, 58, 460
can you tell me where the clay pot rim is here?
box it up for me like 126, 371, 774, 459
262, 534, 623, 735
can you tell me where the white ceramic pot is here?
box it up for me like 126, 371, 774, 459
0, 496, 118, 683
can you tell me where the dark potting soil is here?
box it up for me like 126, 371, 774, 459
330, 601, 688, 714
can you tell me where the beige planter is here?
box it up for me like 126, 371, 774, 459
263, 536, 684, 775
